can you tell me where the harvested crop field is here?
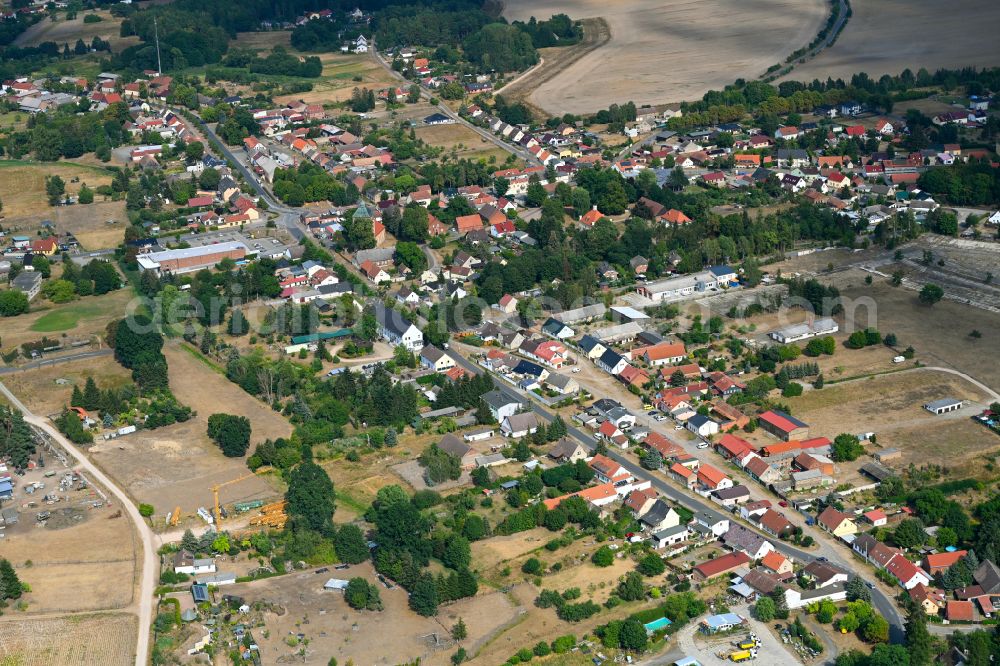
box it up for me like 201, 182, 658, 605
781, 0, 1000, 84
0, 613, 138, 666
502, 0, 827, 113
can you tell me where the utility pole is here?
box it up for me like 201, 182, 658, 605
153, 15, 162, 76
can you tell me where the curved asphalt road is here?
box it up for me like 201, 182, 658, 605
444, 348, 906, 644
0, 379, 157, 666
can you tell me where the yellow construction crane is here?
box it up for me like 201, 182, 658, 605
210, 466, 273, 525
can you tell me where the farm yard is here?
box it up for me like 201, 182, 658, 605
0, 613, 138, 666
502, 0, 828, 114
780, 0, 1000, 84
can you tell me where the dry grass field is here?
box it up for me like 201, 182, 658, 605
0, 355, 131, 415
13, 10, 140, 52
781, 0, 1000, 84
0, 613, 138, 666
0, 288, 134, 352
0, 161, 114, 220
273, 53, 399, 106
1, 500, 138, 614
86, 344, 290, 519
232, 30, 293, 52
229, 562, 521, 666
502, 0, 827, 113
415, 123, 510, 164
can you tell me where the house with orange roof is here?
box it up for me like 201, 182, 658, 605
715, 433, 754, 460
543, 482, 619, 510
359, 260, 390, 284
946, 600, 976, 622
30, 237, 58, 256
693, 551, 751, 581
618, 364, 651, 388
758, 410, 809, 441
642, 342, 686, 366
623, 488, 658, 517
454, 214, 483, 235
909, 583, 946, 616
923, 550, 968, 576
427, 214, 448, 237
761, 551, 793, 577
862, 509, 887, 527
659, 208, 692, 225
734, 153, 761, 169
578, 207, 605, 227
697, 464, 732, 492
669, 462, 696, 489
597, 420, 622, 442
644, 432, 684, 459
817, 506, 857, 538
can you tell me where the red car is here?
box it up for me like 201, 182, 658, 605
779, 500, 788, 507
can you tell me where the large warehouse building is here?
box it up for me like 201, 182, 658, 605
136, 241, 248, 275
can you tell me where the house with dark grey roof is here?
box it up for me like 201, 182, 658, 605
481, 390, 522, 421
374, 304, 423, 351
578, 334, 607, 359
437, 433, 476, 468
501, 412, 539, 438
541, 317, 574, 340
640, 499, 680, 532
712, 485, 751, 508
721, 525, 775, 560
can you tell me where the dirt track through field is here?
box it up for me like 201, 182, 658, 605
497, 18, 610, 119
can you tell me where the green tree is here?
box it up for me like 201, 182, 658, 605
618, 618, 648, 651
617, 571, 645, 601
45, 175, 65, 205
637, 553, 666, 576
0, 290, 29, 317
228, 309, 248, 336
845, 576, 871, 603
905, 603, 933, 666
861, 615, 890, 643
522, 558, 542, 574
334, 524, 369, 564
206, 413, 252, 457
452, 617, 467, 640
831, 433, 865, 461
409, 574, 439, 616
894, 519, 927, 549
754, 595, 775, 621
591, 546, 614, 567
0, 559, 23, 600
285, 460, 336, 536
345, 577, 383, 611
918, 283, 944, 305
442, 535, 472, 570
78, 183, 94, 204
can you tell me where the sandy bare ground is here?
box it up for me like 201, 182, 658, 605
503, 0, 827, 113
781, 0, 1000, 83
